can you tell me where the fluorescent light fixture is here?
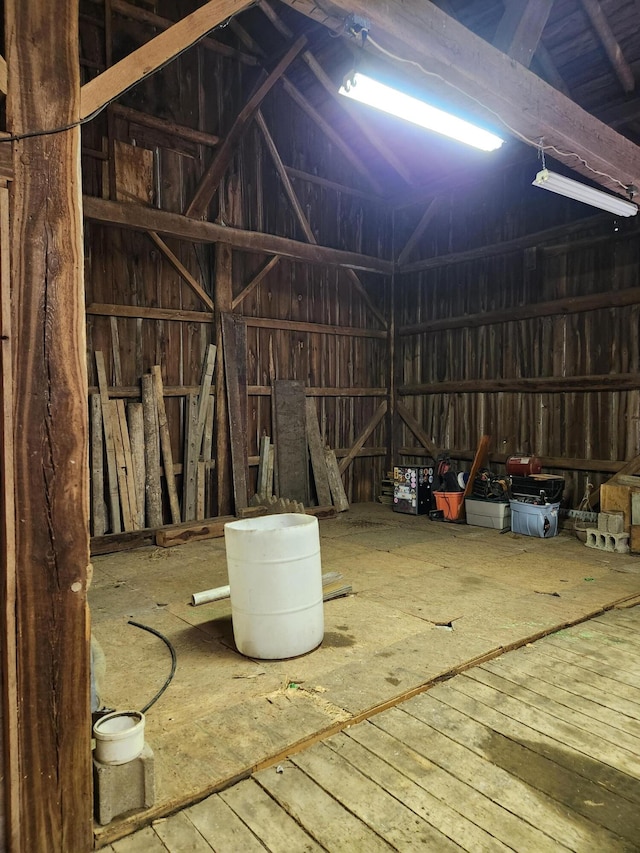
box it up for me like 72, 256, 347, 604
533, 168, 637, 217
338, 72, 504, 152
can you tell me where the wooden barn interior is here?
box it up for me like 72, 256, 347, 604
3, 0, 640, 850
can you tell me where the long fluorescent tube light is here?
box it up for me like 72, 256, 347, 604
533, 168, 637, 217
338, 72, 504, 152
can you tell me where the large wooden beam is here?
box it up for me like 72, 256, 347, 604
110, 0, 258, 65
83, 195, 394, 274
281, 0, 640, 195
80, 0, 252, 119
5, 0, 92, 849
400, 374, 640, 395
185, 35, 307, 218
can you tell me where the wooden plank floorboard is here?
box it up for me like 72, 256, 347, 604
325, 730, 512, 852
586, 618, 640, 647
152, 812, 214, 852
255, 759, 395, 853
449, 675, 640, 785
111, 825, 171, 852
535, 641, 640, 702
377, 704, 623, 851
483, 655, 640, 739
543, 633, 640, 686
292, 741, 465, 851
420, 684, 640, 820
467, 667, 640, 758
345, 719, 548, 852
220, 778, 323, 852
486, 643, 640, 720
185, 795, 268, 852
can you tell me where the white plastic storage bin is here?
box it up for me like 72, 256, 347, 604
224, 513, 324, 660
465, 498, 511, 531
509, 500, 560, 538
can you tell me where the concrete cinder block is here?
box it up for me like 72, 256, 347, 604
597, 513, 610, 532
607, 511, 625, 534
93, 743, 155, 825
585, 528, 629, 554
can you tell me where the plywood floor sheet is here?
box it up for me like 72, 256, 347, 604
91, 504, 640, 845
108, 604, 640, 852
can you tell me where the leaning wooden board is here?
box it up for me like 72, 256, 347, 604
273, 379, 310, 505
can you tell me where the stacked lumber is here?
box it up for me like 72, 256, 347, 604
90, 346, 216, 535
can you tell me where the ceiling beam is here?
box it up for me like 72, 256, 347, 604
280, 0, 640, 196
80, 0, 251, 119
493, 0, 554, 69
83, 195, 394, 274
579, 0, 634, 93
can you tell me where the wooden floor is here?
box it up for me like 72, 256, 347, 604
91, 504, 640, 845
104, 604, 640, 852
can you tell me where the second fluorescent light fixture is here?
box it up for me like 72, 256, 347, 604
533, 168, 637, 217
338, 72, 504, 152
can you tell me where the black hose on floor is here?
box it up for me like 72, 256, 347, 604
127, 620, 177, 714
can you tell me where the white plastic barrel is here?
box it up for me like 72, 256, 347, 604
224, 513, 324, 659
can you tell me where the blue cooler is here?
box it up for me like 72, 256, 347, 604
510, 500, 560, 538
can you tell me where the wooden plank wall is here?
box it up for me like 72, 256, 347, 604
79, 2, 391, 529
395, 163, 640, 505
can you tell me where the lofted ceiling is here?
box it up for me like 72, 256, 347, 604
212, 0, 640, 200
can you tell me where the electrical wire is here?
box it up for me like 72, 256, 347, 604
128, 620, 177, 714
365, 34, 630, 193
0, 6, 253, 144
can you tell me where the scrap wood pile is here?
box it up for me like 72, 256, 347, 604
90, 345, 217, 538
89, 354, 349, 553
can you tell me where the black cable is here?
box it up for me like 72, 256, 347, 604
0, 5, 254, 144
127, 619, 177, 714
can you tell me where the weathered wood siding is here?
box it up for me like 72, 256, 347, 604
396, 163, 640, 503
80, 2, 391, 528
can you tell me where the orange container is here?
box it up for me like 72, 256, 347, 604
433, 491, 464, 520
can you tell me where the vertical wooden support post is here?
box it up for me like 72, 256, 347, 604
5, 1, 93, 850
215, 244, 233, 516
0, 183, 19, 853
388, 210, 397, 473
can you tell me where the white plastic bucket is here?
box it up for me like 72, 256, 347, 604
93, 710, 145, 765
224, 513, 324, 659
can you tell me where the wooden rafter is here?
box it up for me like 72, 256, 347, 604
280, 0, 640, 195
396, 197, 444, 266
580, 0, 634, 93
256, 110, 388, 328
185, 35, 307, 219
256, 109, 315, 243
80, 0, 252, 119
229, 16, 384, 195
147, 231, 214, 310
110, 0, 258, 65
258, 0, 413, 185
83, 195, 394, 274
533, 42, 571, 97
493, 0, 554, 69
